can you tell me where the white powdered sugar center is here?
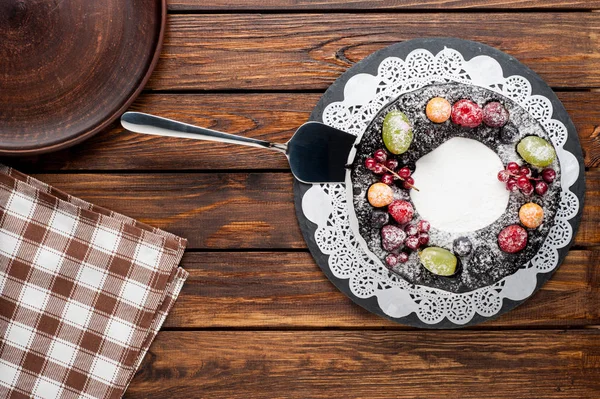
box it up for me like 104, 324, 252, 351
410, 137, 509, 233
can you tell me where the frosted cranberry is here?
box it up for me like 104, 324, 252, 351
403, 176, 415, 190
388, 200, 414, 225
381, 225, 407, 252
516, 176, 530, 189
385, 254, 399, 268
418, 232, 430, 246
404, 224, 418, 236
506, 179, 518, 192
521, 182, 534, 196
381, 173, 394, 185
519, 166, 531, 177
542, 168, 556, 183
498, 225, 528, 253
372, 163, 385, 175
418, 220, 430, 233
365, 157, 377, 170
398, 167, 411, 179
405, 235, 420, 250
451, 99, 483, 128
482, 101, 509, 128
397, 252, 409, 263
374, 149, 388, 163
385, 159, 399, 170
535, 181, 549, 196
497, 170, 510, 183
507, 162, 520, 174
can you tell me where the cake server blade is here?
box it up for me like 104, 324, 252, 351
121, 112, 357, 184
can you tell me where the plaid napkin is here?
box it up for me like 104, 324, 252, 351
0, 165, 188, 399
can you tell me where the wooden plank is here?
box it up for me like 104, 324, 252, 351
32, 170, 600, 249
146, 13, 600, 90
9, 91, 600, 171
163, 250, 600, 328
126, 330, 600, 399
168, 0, 600, 10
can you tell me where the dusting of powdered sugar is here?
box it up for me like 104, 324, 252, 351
350, 83, 561, 293
410, 137, 510, 233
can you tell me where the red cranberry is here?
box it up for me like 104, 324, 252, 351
403, 176, 415, 190
374, 149, 388, 163
535, 181, 549, 195
398, 167, 411, 179
451, 99, 483, 128
397, 252, 409, 263
516, 176, 530, 189
542, 168, 556, 183
404, 224, 418, 236
372, 163, 385, 175
418, 220, 430, 233
519, 166, 531, 177
405, 236, 420, 250
521, 182, 534, 196
365, 157, 377, 170
385, 159, 399, 170
381, 173, 394, 185
418, 232, 430, 246
506, 179, 519, 192
498, 170, 510, 183
385, 254, 399, 268
507, 162, 520, 174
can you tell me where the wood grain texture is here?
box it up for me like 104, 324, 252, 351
147, 13, 600, 91
168, 0, 600, 10
8, 91, 600, 171
4, 2, 600, 397
162, 250, 600, 328
126, 330, 600, 399
32, 170, 600, 249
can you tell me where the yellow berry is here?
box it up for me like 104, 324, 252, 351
426, 97, 451, 123
519, 202, 544, 229
367, 183, 394, 207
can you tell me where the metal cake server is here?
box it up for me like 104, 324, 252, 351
121, 112, 357, 184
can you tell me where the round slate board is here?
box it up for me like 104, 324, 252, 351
0, 0, 166, 155
294, 38, 586, 328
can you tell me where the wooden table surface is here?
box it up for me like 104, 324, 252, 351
5, 1, 600, 397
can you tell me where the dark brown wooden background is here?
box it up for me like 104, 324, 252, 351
5, 1, 600, 397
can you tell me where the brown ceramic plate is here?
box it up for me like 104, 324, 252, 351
0, 0, 166, 155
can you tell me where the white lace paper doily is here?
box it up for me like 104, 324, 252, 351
301, 47, 580, 326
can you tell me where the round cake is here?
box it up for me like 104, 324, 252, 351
351, 83, 561, 293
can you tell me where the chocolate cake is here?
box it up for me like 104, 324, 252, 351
350, 83, 561, 293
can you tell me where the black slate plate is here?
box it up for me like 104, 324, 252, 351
293, 38, 585, 328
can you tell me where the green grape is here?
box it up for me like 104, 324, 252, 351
382, 110, 413, 155
419, 247, 457, 276
516, 136, 556, 168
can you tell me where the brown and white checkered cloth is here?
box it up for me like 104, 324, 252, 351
0, 165, 188, 399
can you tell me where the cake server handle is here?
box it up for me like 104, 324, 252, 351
120, 112, 288, 154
